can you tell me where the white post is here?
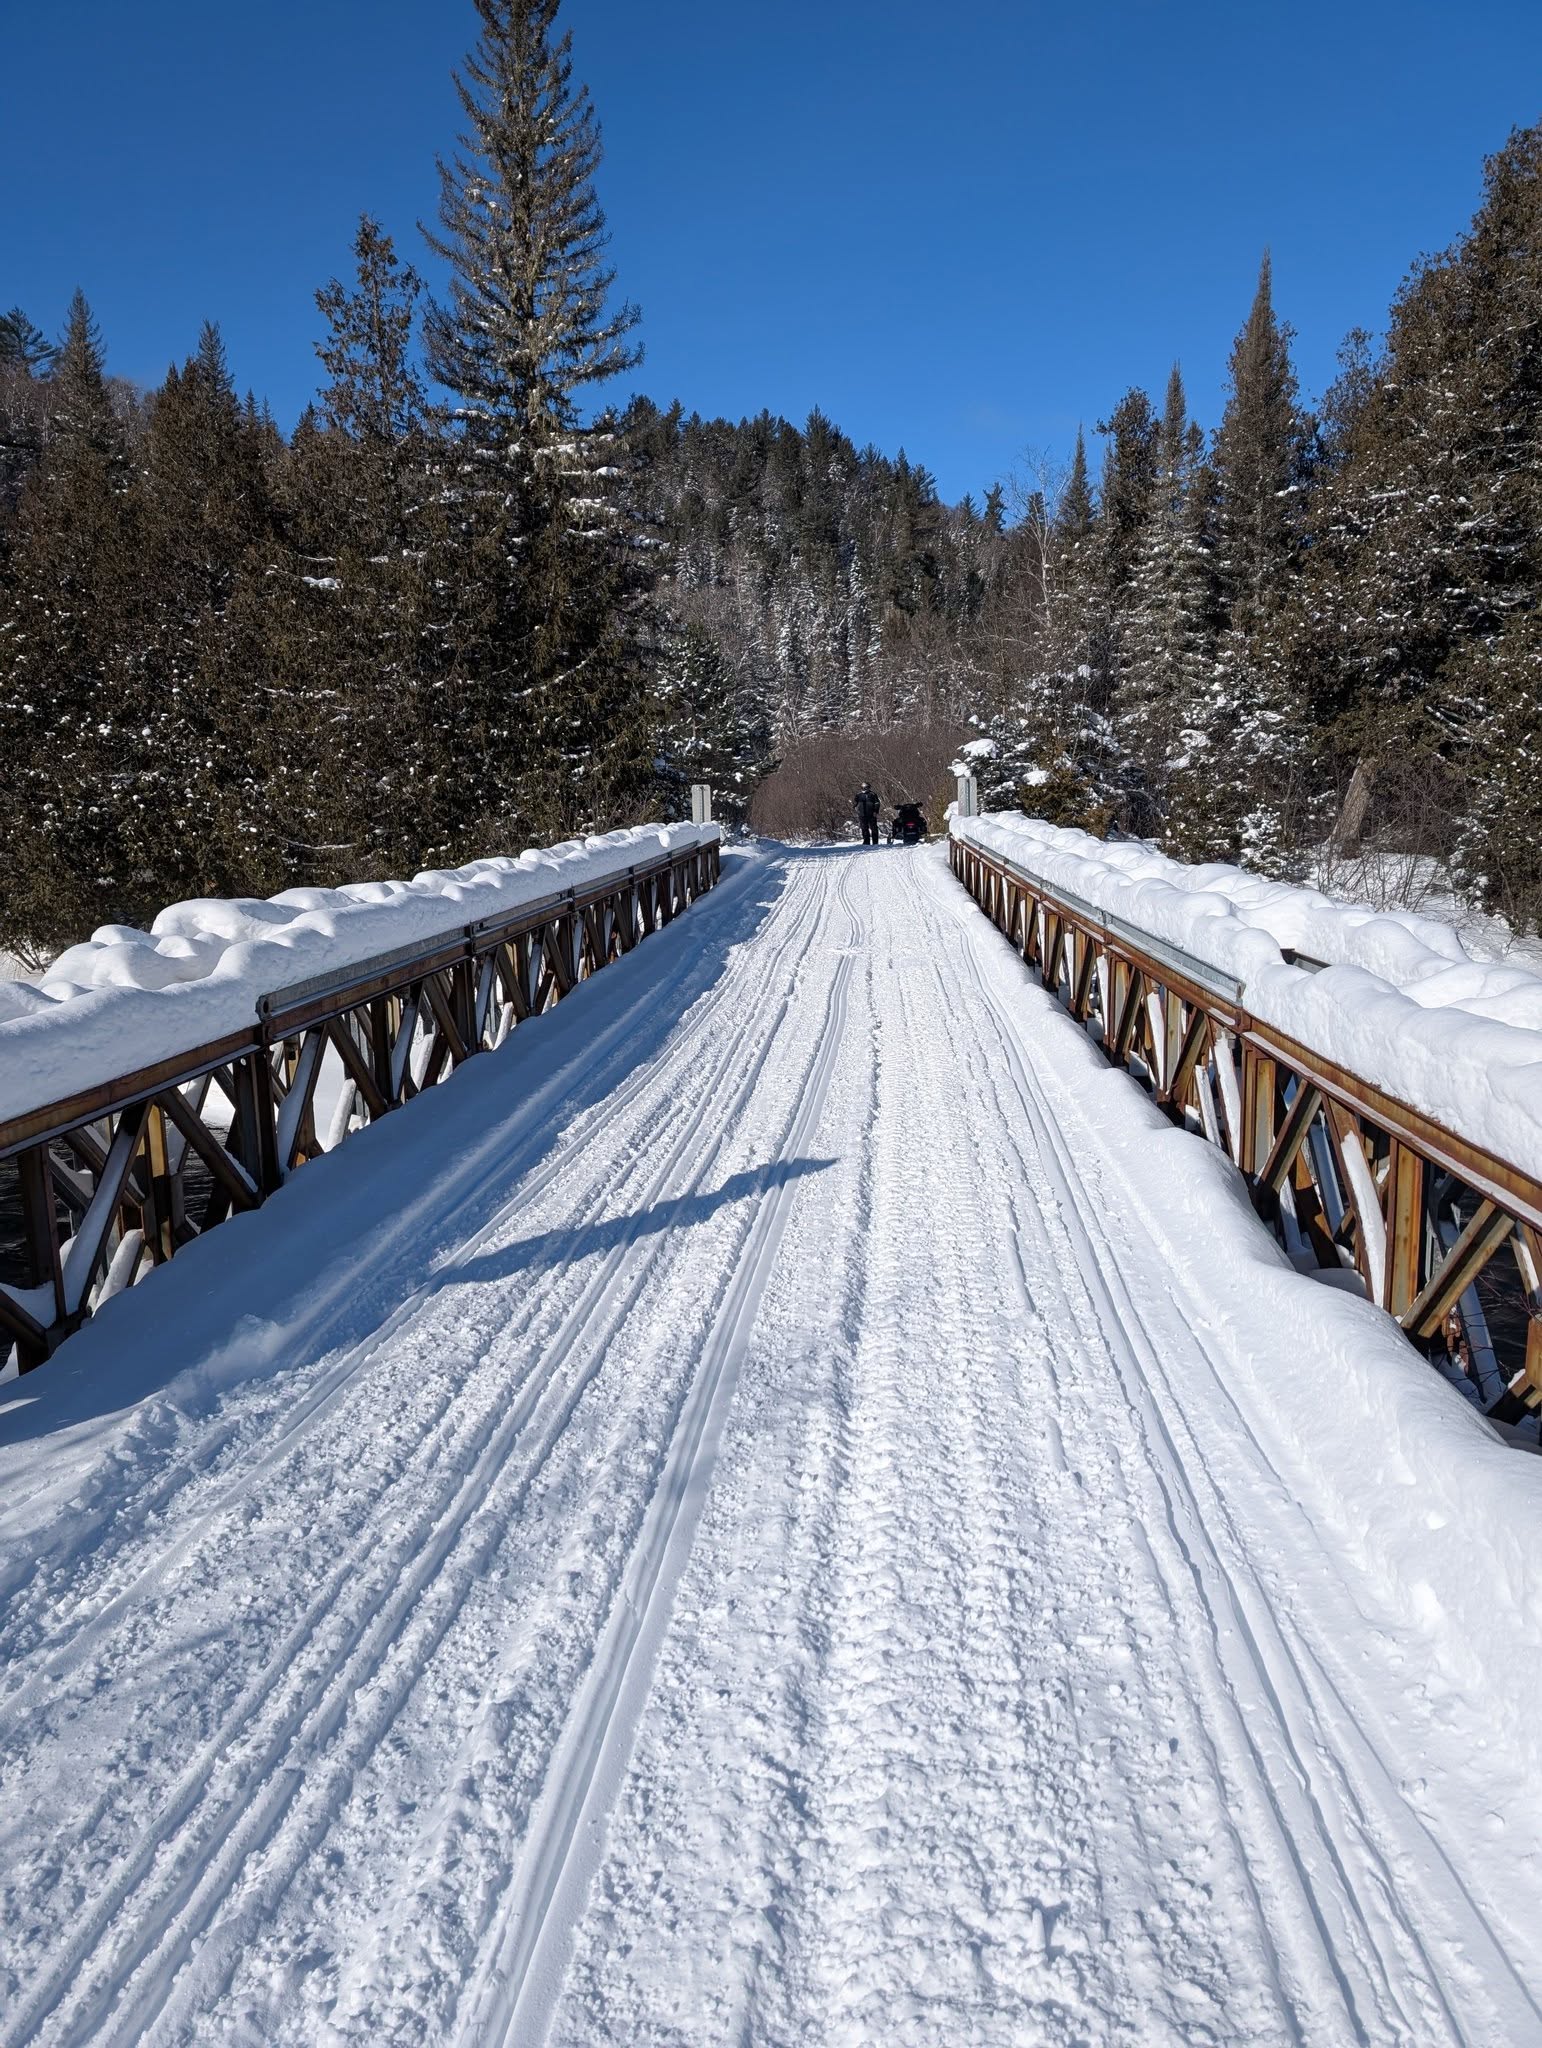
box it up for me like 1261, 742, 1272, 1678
955, 771, 979, 819
690, 783, 713, 825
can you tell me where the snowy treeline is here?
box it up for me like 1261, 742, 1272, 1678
601, 121, 1542, 926
626, 402, 991, 737
0, 2, 752, 958
4, 20, 1541, 948
941, 127, 1542, 934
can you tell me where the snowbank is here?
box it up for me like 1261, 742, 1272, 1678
983, 943, 1542, 1825
0, 824, 719, 1127
953, 812, 1542, 1183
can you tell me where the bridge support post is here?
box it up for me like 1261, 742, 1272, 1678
15, 1145, 64, 1369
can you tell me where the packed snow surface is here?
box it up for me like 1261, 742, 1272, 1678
2, 844, 1539, 2045
0, 824, 718, 1126
955, 810, 1542, 1183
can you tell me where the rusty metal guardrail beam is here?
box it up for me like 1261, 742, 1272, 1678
0, 838, 721, 1374
949, 832, 1542, 1426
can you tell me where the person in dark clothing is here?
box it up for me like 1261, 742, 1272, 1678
855, 782, 881, 846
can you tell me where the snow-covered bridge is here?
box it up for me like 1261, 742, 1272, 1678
2, 834, 1541, 2046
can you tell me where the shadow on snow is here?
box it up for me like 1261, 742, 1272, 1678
0, 844, 833, 1458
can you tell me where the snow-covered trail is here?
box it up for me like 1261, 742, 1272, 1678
1, 846, 1537, 2047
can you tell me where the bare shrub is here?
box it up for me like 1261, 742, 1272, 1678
750, 724, 965, 841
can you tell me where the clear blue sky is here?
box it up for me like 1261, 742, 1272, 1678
5, 0, 1540, 504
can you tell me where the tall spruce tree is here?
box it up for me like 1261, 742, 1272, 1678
0, 293, 137, 949
1034, 427, 1097, 684
235, 218, 442, 884
1127, 372, 1225, 845
1093, 389, 1160, 733
972, 429, 1131, 834
1117, 365, 1215, 829
129, 323, 278, 903
1195, 256, 1310, 864
423, 0, 653, 838
1097, 389, 1160, 599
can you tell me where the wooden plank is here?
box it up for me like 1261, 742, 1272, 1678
388, 992, 424, 1101
143, 1104, 177, 1266
1290, 1148, 1345, 1271
1163, 989, 1185, 1101
1322, 1101, 1386, 1297
1515, 1223, 1542, 1308
615, 885, 639, 954
541, 919, 576, 999
419, 1022, 455, 1091
321, 1018, 389, 1125
274, 1032, 327, 1175
1112, 965, 1145, 1067
422, 971, 472, 1069
493, 942, 526, 1025
1070, 932, 1096, 1022
59, 1103, 149, 1317
473, 955, 500, 1046
17, 1144, 65, 1324
1242, 1049, 1279, 1181
582, 904, 607, 977
159, 1086, 262, 1210
1402, 1201, 1516, 1342
1384, 1143, 1427, 1318
1257, 1082, 1323, 1196
1044, 912, 1067, 996
1164, 1009, 1213, 1115
1522, 1316, 1542, 1408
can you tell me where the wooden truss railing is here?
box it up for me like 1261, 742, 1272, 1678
0, 839, 720, 1373
951, 834, 1542, 1425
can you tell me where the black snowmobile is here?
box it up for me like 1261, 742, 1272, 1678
889, 803, 927, 846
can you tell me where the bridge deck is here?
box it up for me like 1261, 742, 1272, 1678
0, 845, 1536, 2046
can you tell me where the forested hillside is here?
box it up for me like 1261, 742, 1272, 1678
944, 122, 1542, 937
2, 0, 1540, 953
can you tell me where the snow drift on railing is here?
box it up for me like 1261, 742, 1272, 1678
0, 823, 720, 1126
953, 811, 1542, 1181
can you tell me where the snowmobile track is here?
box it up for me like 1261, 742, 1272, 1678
460, 864, 863, 2043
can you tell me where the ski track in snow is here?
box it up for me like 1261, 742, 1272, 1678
1, 845, 1537, 2047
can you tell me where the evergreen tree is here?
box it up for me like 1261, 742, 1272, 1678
1118, 365, 1216, 836
1092, 391, 1159, 734
1096, 389, 1160, 599
1193, 256, 1310, 865
0, 307, 55, 372
1213, 254, 1304, 633
128, 323, 279, 903
1031, 429, 1096, 683
652, 618, 774, 826
235, 218, 442, 885
1268, 126, 1542, 926
423, 0, 653, 837
0, 293, 138, 949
